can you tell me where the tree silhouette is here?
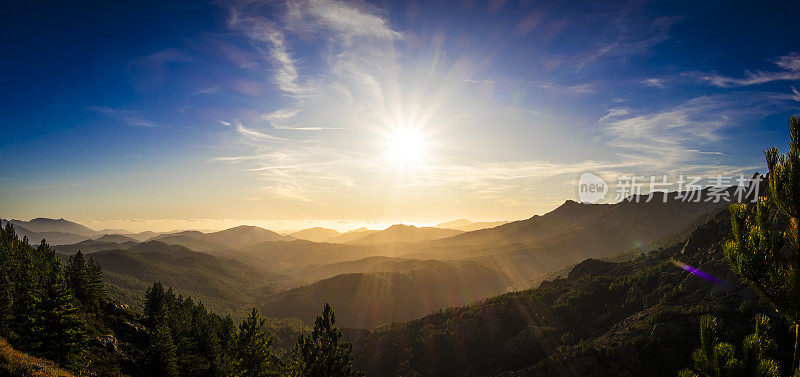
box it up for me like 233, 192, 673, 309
725, 115, 800, 370
289, 303, 363, 377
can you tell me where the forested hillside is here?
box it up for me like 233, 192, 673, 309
261, 260, 510, 327
0, 223, 363, 376
349, 207, 791, 376
88, 241, 278, 316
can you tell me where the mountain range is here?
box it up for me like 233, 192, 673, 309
348, 204, 771, 376
434, 219, 510, 231
5, 190, 732, 329
151, 225, 294, 253
2, 187, 769, 377
347, 224, 463, 244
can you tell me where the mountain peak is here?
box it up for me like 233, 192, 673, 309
9, 217, 98, 237
386, 224, 417, 230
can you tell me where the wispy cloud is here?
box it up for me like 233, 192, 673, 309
192, 86, 219, 95
570, 14, 679, 71
260, 109, 344, 130
540, 83, 596, 95
641, 78, 665, 88
233, 121, 282, 140
464, 79, 596, 94
9, 183, 79, 191
599, 107, 628, 122
227, 10, 313, 97
285, 0, 402, 43
87, 106, 160, 128
793, 86, 800, 102
701, 53, 800, 87
598, 92, 796, 173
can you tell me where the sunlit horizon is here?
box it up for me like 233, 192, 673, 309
1, 0, 796, 229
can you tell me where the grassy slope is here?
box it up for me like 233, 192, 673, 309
0, 338, 75, 377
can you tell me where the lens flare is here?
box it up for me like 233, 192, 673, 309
672, 260, 727, 287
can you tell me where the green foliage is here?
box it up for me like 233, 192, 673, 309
0, 223, 89, 372
0, 223, 353, 377
725, 199, 795, 322
36, 265, 87, 369
725, 115, 800, 371
764, 116, 800, 225
141, 281, 269, 377
143, 282, 169, 328
678, 314, 780, 377
145, 323, 179, 377
0, 257, 12, 338
289, 303, 363, 377
63, 251, 105, 313
234, 308, 278, 377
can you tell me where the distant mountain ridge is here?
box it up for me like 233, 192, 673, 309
327, 228, 379, 243
151, 225, 294, 253
433, 192, 729, 250
9, 217, 98, 237
289, 227, 341, 242
435, 219, 510, 231
53, 238, 138, 254
348, 224, 463, 244
1, 219, 91, 246
95, 234, 139, 243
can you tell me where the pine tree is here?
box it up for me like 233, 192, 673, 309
235, 308, 278, 377
679, 314, 781, 377
215, 315, 239, 376
0, 222, 13, 336
37, 264, 87, 369
146, 322, 180, 377
725, 115, 800, 370
144, 282, 170, 328
64, 251, 105, 312
86, 256, 105, 304
0, 267, 12, 338
289, 303, 363, 377
12, 240, 47, 350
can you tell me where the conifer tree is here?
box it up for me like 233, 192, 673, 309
679, 314, 781, 377
0, 223, 12, 338
289, 303, 363, 377
146, 322, 180, 377
215, 315, 239, 376
37, 264, 87, 369
64, 251, 105, 312
144, 282, 170, 328
725, 115, 800, 370
13, 240, 47, 350
235, 308, 278, 377
0, 255, 12, 338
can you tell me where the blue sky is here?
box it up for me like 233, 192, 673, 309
2, 0, 800, 231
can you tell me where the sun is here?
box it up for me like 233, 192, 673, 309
385, 128, 427, 167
